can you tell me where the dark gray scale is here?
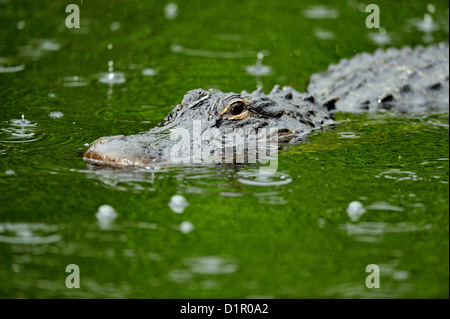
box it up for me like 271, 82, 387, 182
307, 42, 449, 113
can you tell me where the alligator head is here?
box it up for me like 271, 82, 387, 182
83, 43, 449, 168
83, 85, 332, 167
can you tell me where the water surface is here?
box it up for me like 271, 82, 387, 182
0, 0, 448, 298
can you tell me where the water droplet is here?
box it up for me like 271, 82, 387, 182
245, 51, 273, 76
109, 21, 121, 31
164, 3, 179, 20
12, 263, 21, 273
179, 221, 194, 234
96, 204, 118, 220
17, 20, 25, 30
142, 68, 158, 76
49, 111, 64, 119
98, 71, 126, 84
346, 201, 366, 222
169, 195, 189, 213
302, 5, 340, 19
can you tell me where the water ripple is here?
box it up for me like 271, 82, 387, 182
302, 5, 340, 19
0, 223, 61, 245
237, 170, 292, 186
0, 115, 39, 143
171, 44, 255, 59
375, 169, 421, 182
185, 256, 238, 275
340, 221, 432, 242
0, 57, 25, 73
61, 76, 88, 87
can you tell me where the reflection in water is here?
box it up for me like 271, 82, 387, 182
375, 169, 421, 182
366, 201, 404, 212
185, 256, 238, 275
171, 44, 255, 58
142, 68, 158, 76
340, 221, 432, 243
19, 38, 60, 60
302, 5, 340, 19
0, 223, 61, 245
168, 269, 192, 283
85, 167, 159, 192
325, 258, 412, 298
368, 28, 393, 46
313, 28, 335, 40
338, 131, 360, 139
325, 281, 412, 298
406, 12, 441, 43
254, 191, 287, 205
85, 165, 292, 207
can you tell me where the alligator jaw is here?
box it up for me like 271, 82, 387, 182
83, 135, 161, 168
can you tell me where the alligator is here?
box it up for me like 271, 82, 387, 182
83, 43, 449, 167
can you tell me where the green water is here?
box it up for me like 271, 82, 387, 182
0, 0, 448, 298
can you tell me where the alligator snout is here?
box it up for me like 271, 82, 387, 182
83, 135, 160, 167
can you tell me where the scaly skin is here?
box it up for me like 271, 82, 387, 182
83, 43, 449, 167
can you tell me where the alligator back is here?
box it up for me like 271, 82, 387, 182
307, 43, 449, 113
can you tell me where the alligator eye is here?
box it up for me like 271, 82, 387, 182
229, 101, 245, 115
221, 99, 248, 119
